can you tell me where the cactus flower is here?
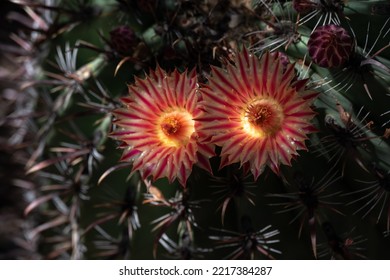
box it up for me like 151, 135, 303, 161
197, 49, 318, 179
112, 67, 215, 186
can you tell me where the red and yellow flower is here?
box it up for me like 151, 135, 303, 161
112, 67, 215, 186
197, 48, 318, 179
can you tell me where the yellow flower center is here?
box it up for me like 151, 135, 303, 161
158, 110, 195, 147
242, 97, 284, 138
161, 117, 180, 135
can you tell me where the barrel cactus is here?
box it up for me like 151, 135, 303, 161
1, 0, 389, 260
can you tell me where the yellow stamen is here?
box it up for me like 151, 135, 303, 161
158, 110, 195, 147
161, 117, 180, 136
242, 97, 284, 138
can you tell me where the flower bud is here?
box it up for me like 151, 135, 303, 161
109, 26, 139, 56
308, 24, 353, 68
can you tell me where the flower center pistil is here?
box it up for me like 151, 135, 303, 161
161, 117, 180, 136
242, 97, 284, 138
247, 105, 272, 126
158, 110, 195, 147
